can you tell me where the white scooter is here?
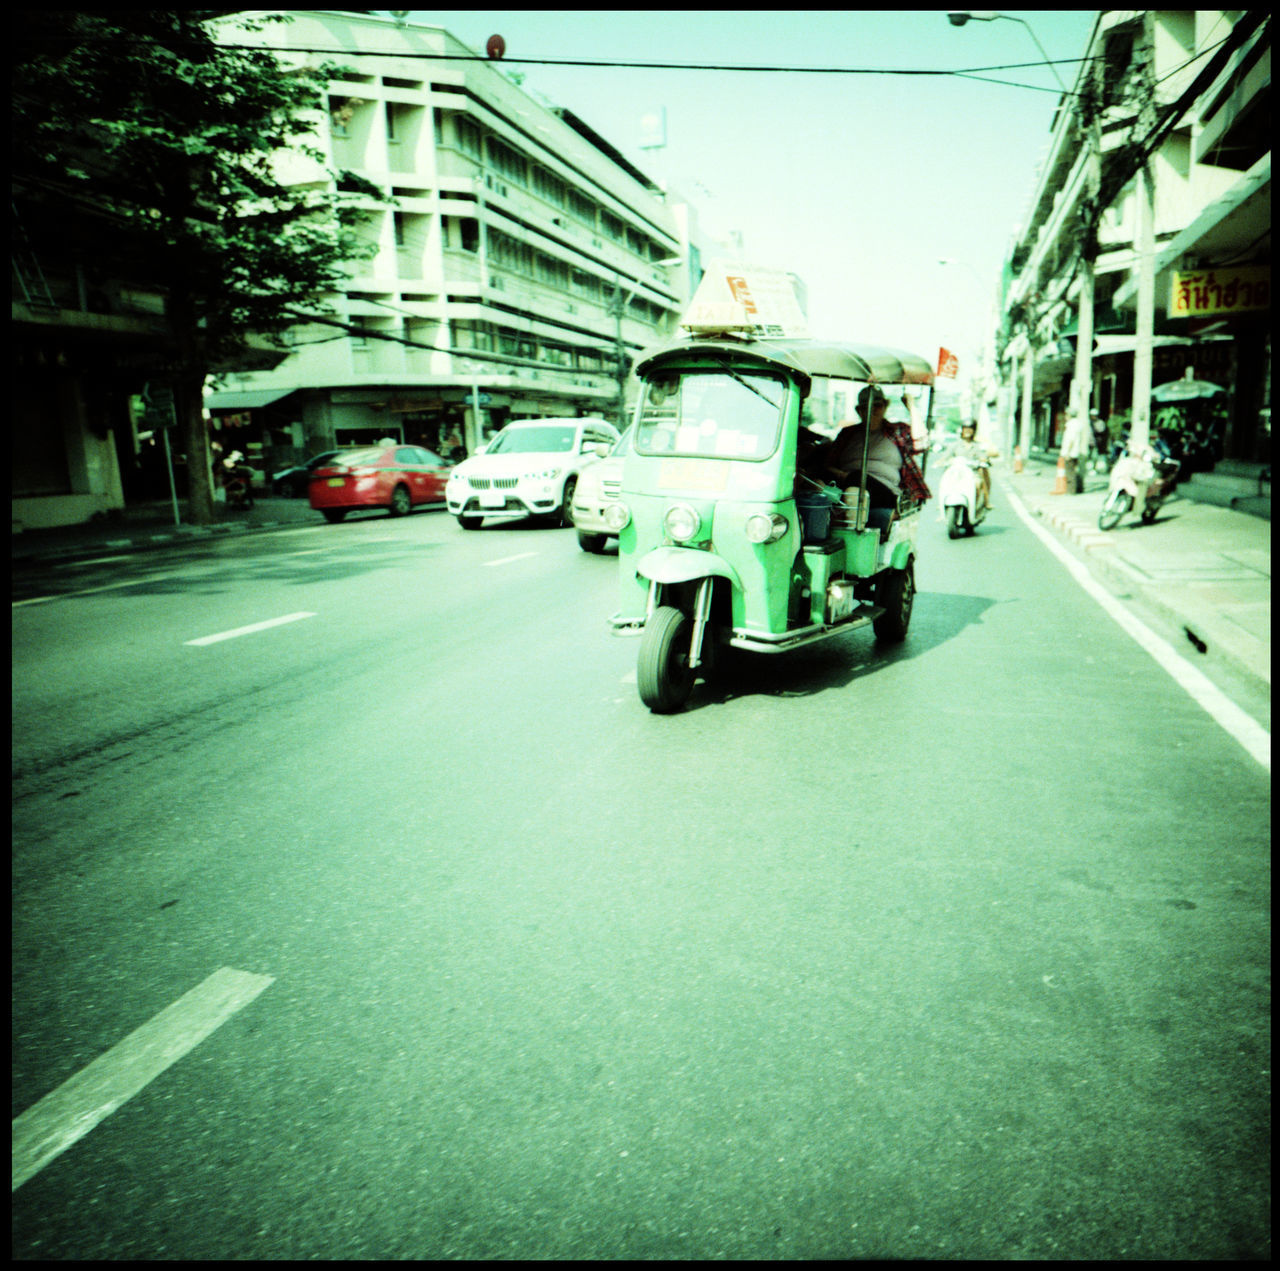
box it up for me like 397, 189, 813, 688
939, 454, 989, 538
1098, 445, 1179, 530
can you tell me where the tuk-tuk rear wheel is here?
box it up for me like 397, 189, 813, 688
873, 562, 914, 642
638, 605, 697, 713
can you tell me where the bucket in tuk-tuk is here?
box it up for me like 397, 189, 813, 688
796, 486, 839, 542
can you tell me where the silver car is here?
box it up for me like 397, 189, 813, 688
571, 426, 631, 552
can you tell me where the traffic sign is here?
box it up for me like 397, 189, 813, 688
141, 382, 178, 429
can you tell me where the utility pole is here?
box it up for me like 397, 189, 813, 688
1071, 54, 1102, 431
612, 276, 629, 431
1130, 15, 1158, 457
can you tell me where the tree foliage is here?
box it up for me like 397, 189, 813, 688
12, 10, 386, 520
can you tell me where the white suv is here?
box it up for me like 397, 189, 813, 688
446, 418, 619, 529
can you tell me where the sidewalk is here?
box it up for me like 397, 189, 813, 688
10, 494, 323, 566
1001, 456, 1271, 702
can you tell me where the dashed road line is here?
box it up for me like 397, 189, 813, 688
483, 552, 538, 567
184, 612, 316, 646
12, 968, 274, 1191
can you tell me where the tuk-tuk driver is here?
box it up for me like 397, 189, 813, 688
821, 386, 931, 515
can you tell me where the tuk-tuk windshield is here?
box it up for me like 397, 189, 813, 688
635, 370, 786, 462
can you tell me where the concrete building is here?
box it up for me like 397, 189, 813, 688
206, 10, 696, 475
996, 9, 1269, 513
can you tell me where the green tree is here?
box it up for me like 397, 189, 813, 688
12, 11, 384, 523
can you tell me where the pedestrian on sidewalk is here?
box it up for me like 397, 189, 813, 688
1090, 409, 1110, 470
1059, 406, 1093, 495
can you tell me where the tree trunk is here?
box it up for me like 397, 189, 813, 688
168, 278, 216, 526
178, 369, 215, 525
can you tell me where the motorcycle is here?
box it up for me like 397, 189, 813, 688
220, 451, 255, 510
1098, 445, 1179, 530
938, 453, 988, 538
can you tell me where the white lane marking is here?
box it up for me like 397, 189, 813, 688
12, 968, 274, 1191
184, 612, 316, 646
483, 552, 538, 568
1003, 481, 1270, 772
13, 570, 186, 607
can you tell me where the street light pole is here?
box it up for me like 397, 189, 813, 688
612, 255, 685, 431
945, 11, 1069, 96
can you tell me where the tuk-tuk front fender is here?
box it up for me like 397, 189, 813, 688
635, 545, 742, 590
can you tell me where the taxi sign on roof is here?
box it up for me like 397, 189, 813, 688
681, 260, 810, 340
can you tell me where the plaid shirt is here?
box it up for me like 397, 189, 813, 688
885, 420, 932, 506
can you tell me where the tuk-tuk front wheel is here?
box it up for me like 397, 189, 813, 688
873, 562, 914, 642
638, 605, 697, 713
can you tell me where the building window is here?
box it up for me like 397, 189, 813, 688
456, 116, 482, 157
568, 190, 596, 227
488, 136, 527, 186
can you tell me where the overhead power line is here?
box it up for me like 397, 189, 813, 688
211, 41, 1089, 87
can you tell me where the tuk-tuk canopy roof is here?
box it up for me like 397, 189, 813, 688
634, 336, 935, 398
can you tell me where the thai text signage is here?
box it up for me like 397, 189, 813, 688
1170, 266, 1269, 318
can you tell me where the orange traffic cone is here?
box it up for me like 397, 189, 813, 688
1050, 456, 1068, 495
1013, 446, 1024, 473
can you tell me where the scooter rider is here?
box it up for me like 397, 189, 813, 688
955, 419, 993, 511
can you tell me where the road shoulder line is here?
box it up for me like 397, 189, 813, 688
1002, 480, 1269, 772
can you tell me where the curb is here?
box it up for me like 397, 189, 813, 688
1017, 489, 1270, 702
11, 515, 312, 568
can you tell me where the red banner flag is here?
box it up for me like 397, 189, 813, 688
937, 347, 959, 379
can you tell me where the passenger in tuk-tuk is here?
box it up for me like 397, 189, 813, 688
814, 386, 931, 526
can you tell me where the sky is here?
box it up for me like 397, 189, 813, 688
399, 9, 1100, 387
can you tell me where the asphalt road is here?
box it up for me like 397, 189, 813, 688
11, 500, 1270, 1259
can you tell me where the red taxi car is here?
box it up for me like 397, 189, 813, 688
308, 445, 451, 522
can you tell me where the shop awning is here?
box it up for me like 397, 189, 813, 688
205, 388, 294, 412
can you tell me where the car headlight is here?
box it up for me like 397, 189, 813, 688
663, 503, 701, 542
534, 466, 563, 480
604, 502, 631, 531
745, 512, 789, 544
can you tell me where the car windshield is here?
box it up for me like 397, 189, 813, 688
635, 371, 786, 460
486, 425, 576, 454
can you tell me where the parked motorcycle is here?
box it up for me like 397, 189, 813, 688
939, 453, 988, 538
221, 451, 255, 510
1098, 446, 1179, 530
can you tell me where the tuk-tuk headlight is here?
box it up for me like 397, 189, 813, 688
745, 512, 789, 544
663, 503, 701, 542
604, 501, 631, 531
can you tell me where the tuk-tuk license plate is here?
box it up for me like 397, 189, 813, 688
658, 458, 728, 491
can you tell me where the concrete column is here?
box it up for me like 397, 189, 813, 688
1020, 346, 1035, 456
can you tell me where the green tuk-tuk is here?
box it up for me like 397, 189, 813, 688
606, 333, 935, 712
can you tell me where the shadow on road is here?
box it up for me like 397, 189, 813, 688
686, 590, 998, 710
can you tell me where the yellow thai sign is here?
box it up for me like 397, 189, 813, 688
1169, 266, 1269, 318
